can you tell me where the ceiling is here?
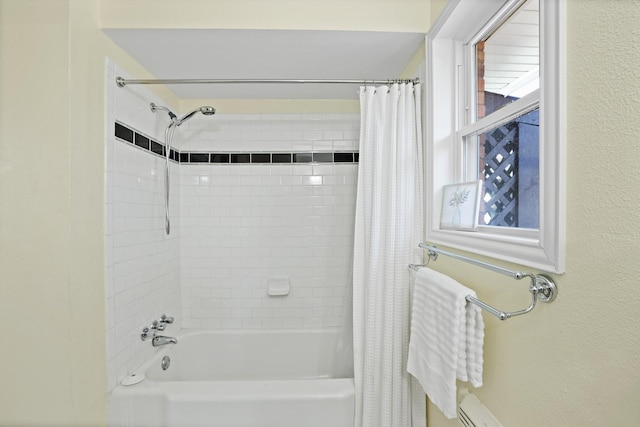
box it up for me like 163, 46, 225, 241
104, 29, 425, 100
483, 0, 539, 98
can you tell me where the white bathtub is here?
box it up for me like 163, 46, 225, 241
109, 329, 355, 427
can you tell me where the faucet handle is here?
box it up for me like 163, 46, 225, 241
151, 320, 166, 331
141, 327, 150, 341
160, 314, 174, 324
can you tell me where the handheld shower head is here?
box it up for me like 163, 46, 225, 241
176, 106, 216, 126
200, 106, 216, 115
150, 102, 217, 235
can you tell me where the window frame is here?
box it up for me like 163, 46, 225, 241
425, 0, 566, 273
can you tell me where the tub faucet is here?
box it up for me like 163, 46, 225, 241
152, 335, 178, 347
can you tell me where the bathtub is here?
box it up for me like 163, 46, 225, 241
109, 329, 355, 427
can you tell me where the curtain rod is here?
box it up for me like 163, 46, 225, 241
116, 76, 419, 87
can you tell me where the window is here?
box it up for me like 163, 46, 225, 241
425, 0, 565, 273
465, 0, 540, 230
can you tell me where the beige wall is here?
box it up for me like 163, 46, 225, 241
427, 0, 640, 426
429, 0, 449, 26
0, 0, 176, 425
180, 98, 361, 114
0, 1, 75, 423
100, 0, 430, 33
0, 1, 108, 424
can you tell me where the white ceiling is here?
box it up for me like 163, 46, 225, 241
483, 0, 539, 97
105, 29, 425, 100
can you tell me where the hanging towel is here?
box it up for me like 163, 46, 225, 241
407, 267, 484, 419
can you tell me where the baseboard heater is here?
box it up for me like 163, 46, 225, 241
458, 391, 503, 427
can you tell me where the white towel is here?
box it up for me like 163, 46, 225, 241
407, 267, 484, 419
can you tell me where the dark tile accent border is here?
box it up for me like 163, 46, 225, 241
231, 153, 251, 164
313, 153, 333, 163
334, 153, 354, 163
134, 134, 150, 150
272, 153, 292, 163
211, 153, 230, 163
150, 141, 164, 156
189, 153, 209, 163
115, 122, 134, 143
251, 153, 271, 163
114, 121, 359, 165
293, 153, 313, 163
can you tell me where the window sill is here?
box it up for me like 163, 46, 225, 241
427, 227, 563, 273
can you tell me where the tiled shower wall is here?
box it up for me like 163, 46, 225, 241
177, 114, 359, 329
179, 162, 357, 329
106, 59, 360, 391
105, 59, 183, 392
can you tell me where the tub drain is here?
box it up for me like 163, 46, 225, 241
161, 356, 171, 371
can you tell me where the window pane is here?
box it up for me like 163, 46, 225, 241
477, 108, 539, 228
476, 0, 539, 119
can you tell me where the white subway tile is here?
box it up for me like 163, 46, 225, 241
183, 318, 203, 329
303, 176, 323, 186
241, 319, 262, 329
108, 108, 359, 384
291, 140, 314, 151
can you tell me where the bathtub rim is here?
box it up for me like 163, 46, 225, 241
120, 328, 349, 387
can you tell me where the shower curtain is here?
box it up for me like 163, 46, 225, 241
353, 82, 426, 427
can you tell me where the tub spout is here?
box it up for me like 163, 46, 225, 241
152, 335, 178, 347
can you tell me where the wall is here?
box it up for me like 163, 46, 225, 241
8, 0, 636, 426
105, 102, 359, 391
105, 61, 183, 392
427, 1, 640, 426
0, 0, 177, 425
429, 0, 449, 26
178, 114, 359, 329
99, 0, 427, 421
0, 0, 110, 424
100, 0, 430, 33
0, 1, 75, 424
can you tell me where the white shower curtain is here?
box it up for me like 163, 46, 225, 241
353, 82, 426, 427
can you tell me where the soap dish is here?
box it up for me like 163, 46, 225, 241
121, 373, 145, 386
268, 278, 290, 296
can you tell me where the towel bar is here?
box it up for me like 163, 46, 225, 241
409, 244, 558, 320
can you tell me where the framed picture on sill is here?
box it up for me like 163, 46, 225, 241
440, 181, 482, 231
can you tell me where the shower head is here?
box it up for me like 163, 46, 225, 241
175, 106, 216, 126
200, 106, 216, 115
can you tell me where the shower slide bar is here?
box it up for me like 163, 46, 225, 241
116, 77, 420, 87
409, 243, 558, 321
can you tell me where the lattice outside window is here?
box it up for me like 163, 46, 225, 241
482, 121, 519, 226
478, 108, 539, 228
